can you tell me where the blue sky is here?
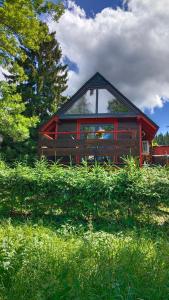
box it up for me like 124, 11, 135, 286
53, 0, 169, 134
74, 0, 126, 16
145, 104, 169, 133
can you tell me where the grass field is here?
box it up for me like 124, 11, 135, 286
0, 161, 169, 299
0, 210, 168, 300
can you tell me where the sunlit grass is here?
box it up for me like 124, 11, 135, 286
0, 221, 168, 300
0, 159, 169, 299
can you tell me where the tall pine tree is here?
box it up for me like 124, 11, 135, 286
3, 27, 68, 163
154, 131, 169, 145
7, 28, 68, 123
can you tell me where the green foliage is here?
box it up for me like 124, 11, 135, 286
0, 0, 64, 78
0, 133, 38, 164
0, 222, 168, 299
0, 159, 169, 219
0, 82, 38, 141
154, 131, 169, 145
0, 159, 169, 299
7, 29, 68, 122
0, 0, 65, 143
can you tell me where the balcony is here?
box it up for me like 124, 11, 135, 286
39, 129, 140, 164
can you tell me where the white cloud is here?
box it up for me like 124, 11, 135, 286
0, 67, 10, 81
0, 67, 5, 81
49, 0, 169, 112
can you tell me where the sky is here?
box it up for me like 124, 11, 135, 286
72, 0, 127, 16
1, 0, 169, 133
48, 0, 169, 133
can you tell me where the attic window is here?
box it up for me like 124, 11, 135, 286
65, 88, 130, 115
98, 89, 129, 113
66, 89, 96, 114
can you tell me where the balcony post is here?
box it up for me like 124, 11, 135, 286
138, 118, 143, 167
76, 120, 80, 164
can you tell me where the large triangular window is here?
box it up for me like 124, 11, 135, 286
66, 89, 96, 114
65, 88, 130, 115
98, 89, 129, 113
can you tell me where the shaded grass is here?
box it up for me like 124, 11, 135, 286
0, 220, 168, 300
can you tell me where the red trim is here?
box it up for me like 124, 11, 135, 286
137, 115, 157, 143
43, 134, 53, 140
139, 120, 143, 167
76, 120, 80, 164
77, 117, 116, 124
40, 116, 59, 133
55, 122, 58, 140
76, 120, 80, 139
153, 146, 169, 155
113, 119, 118, 163
41, 129, 135, 135
140, 115, 157, 131
137, 116, 158, 139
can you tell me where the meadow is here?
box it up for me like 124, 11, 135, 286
0, 158, 169, 300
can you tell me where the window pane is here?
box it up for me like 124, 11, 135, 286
66, 89, 96, 114
81, 124, 114, 140
81, 125, 96, 139
98, 89, 129, 113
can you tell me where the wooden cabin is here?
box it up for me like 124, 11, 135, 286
38, 72, 159, 166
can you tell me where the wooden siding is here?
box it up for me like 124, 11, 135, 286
152, 146, 169, 155
57, 120, 77, 140
152, 146, 169, 166
39, 128, 140, 164
152, 155, 169, 166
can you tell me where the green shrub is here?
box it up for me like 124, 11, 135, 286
0, 159, 169, 219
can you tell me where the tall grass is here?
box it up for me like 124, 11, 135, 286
0, 159, 169, 299
0, 222, 168, 300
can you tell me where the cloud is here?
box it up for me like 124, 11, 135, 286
0, 67, 10, 81
0, 67, 5, 81
49, 0, 169, 111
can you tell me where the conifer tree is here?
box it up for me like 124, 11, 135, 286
7, 28, 68, 122
154, 131, 169, 145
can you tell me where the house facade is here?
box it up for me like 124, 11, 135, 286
38, 72, 159, 166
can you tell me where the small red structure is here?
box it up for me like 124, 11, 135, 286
153, 146, 169, 155
38, 73, 159, 166
152, 146, 169, 165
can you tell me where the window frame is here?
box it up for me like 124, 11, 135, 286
64, 88, 130, 116
65, 89, 97, 115
78, 118, 118, 139
142, 140, 150, 155
80, 123, 115, 140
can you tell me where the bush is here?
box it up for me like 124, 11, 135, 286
0, 159, 169, 219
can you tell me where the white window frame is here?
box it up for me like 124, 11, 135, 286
142, 141, 150, 155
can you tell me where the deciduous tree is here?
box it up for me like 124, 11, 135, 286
0, 0, 64, 142
0, 0, 63, 79
0, 82, 37, 141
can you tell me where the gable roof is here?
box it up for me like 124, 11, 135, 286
40, 72, 159, 133
56, 72, 158, 127
57, 72, 136, 115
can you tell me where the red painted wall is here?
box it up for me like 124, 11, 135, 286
153, 146, 169, 155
